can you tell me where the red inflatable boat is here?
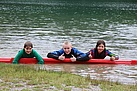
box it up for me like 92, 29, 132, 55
0, 57, 137, 65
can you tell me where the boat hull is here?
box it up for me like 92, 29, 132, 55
0, 57, 137, 65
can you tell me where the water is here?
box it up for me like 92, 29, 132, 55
39, 64, 137, 85
0, 0, 137, 84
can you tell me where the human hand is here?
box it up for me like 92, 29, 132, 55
58, 53, 65, 61
110, 56, 115, 61
88, 54, 92, 59
70, 55, 76, 62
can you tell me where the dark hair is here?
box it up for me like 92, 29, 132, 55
94, 40, 106, 59
95, 40, 106, 48
24, 41, 33, 48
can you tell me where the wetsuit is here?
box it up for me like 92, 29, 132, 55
47, 48, 89, 61
86, 48, 118, 59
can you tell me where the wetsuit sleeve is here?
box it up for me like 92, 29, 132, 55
76, 55, 90, 61
106, 50, 119, 60
12, 49, 23, 64
47, 49, 64, 60
73, 48, 90, 61
33, 49, 44, 64
106, 50, 115, 57
47, 53, 59, 60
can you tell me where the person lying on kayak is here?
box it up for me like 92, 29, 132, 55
86, 40, 119, 61
47, 41, 89, 62
12, 41, 44, 64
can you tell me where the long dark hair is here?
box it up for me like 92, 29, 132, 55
94, 40, 106, 59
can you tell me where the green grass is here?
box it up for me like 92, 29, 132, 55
0, 63, 136, 91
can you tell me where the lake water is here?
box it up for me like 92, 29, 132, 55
0, 0, 137, 85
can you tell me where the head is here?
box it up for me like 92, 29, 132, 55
62, 41, 72, 54
24, 41, 33, 54
95, 40, 106, 53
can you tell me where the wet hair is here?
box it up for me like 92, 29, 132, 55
24, 41, 33, 48
95, 40, 106, 48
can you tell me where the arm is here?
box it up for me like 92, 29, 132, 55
33, 49, 44, 64
12, 49, 23, 64
78, 49, 94, 61
76, 55, 90, 61
47, 49, 64, 60
106, 50, 119, 60
85, 48, 95, 59
47, 53, 59, 60
73, 48, 89, 61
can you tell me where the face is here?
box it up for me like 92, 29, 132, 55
24, 46, 32, 54
63, 44, 72, 54
97, 44, 105, 53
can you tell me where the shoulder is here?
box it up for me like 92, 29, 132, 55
31, 49, 41, 56
15, 49, 24, 56
105, 49, 113, 54
90, 48, 95, 52
105, 49, 111, 52
18, 49, 24, 53
72, 47, 79, 52
55, 48, 64, 53
31, 49, 37, 53
72, 47, 78, 50
72, 47, 84, 54
59, 49, 65, 54
50, 48, 64, 55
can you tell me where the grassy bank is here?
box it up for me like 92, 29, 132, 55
0, 63, 136, 91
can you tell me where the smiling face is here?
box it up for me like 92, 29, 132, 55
97, 43, 105, 53
62, 41, 72, 54
24, 46, 32, 54
24, 41, 33, 54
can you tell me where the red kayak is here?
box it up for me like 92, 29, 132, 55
0, 57, 137, 65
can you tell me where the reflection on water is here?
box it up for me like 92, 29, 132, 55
0, 0, 137, 85
38, 64, 137, 85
